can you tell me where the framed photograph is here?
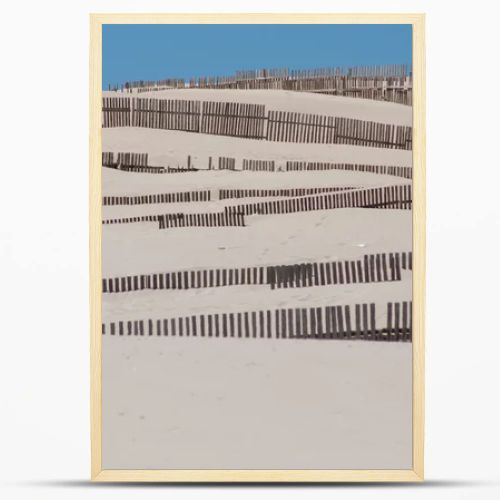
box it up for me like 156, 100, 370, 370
90, 13, 425, 482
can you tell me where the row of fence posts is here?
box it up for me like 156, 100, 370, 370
102, 184, 412, 229
102, 97, 412, 149
109, 64, 410, 96
102, 301, 413, 342
102, 152, 197, 174
224, 184, 412, 217
102, 251, 412, 293
102, 184, 412, 225
103, 152, 412, 179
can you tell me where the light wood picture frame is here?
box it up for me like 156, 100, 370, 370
90, 13, 425, 482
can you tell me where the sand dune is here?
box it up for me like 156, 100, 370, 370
101, 91, 413, 470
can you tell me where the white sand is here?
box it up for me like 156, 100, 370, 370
103, 208, 412, 276
102, 337, 412, 469
103, 127, 413, 171
101, 92, 413, 470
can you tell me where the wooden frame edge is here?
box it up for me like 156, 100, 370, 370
89, 13, 426, 483
93, 469, 423, 483
411, 13, 426, 481
89, 12, 426, 25
90, 13, 103, 479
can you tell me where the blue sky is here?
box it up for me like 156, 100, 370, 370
103, 24, 412, 89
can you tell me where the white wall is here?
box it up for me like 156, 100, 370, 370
1, 1, 499, 498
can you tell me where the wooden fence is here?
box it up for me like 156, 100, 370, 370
102, 251, 412, 293
218, 157, 236, 170
266, 110, 336, 143
102, 151, 201, 174
103, 212, 243, 227
192, 75, 410, 106
117, 65, 407, 89
116, 152, 148, 167
225, 184, 412, 216
218, 186, 357, 200
158, 212, 245, 229
102, 185, 411, 225
267, 252, 411, 289
103, 215, 161, 225
334, 117, 413, 150
278, 77, 411, 106
200, 76, 412, 105
102, 152, 115, 166
109, 78, 185, 92
102, 300, 413, 342
200, 101, 267, 138
285, 161, 412, 179
103, 264, 267, 293
102, 152, 166, 173
112, 65, 411, 105
287, 65, 408, 79
102, 152, 413, 179
242, 159, 275, 172
102, 97, 131, 127
102, 97, 413, 149
103, 190, 211, 206
130, 98, 201, 131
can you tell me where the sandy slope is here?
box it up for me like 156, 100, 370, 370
101, 92, 413, 470
102, 208, 412, 276
103, 88, 412, 126
102, 336, 412, 469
